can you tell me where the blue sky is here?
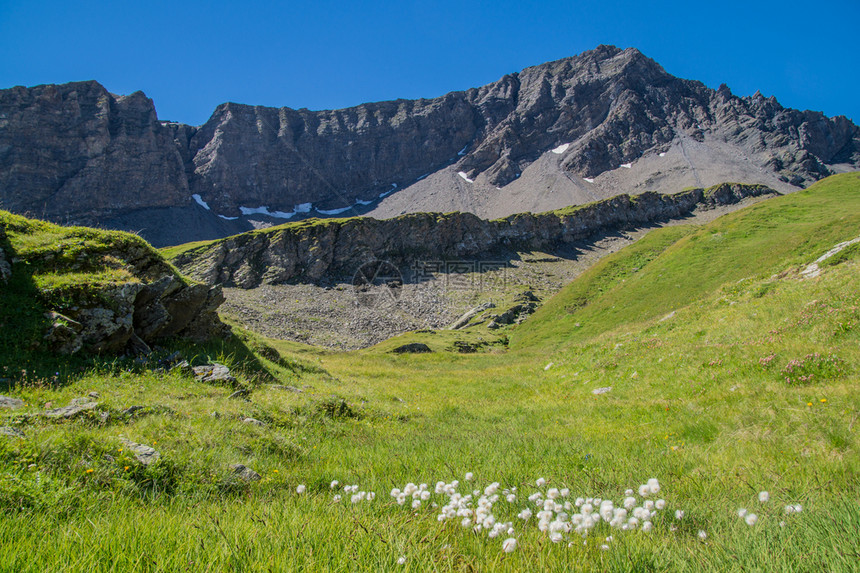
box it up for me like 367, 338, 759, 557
1, 0, 858, 126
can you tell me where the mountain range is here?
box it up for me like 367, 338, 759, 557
1, 45, 857, 246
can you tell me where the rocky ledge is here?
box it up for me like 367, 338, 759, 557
169, 182, 776, 288
0, 212, 228, 356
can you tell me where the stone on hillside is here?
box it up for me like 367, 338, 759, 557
271, 385, 303, 393
193, 363, 237, 385
230, 464, 261, 482
392, 342, 432, 354
228, 389, 250, 400
0, 396, 24, 409
242, 417, 266, 426
1, 427, 25, 438
450, 302, 496, 330
123, 405, 144, 415
120, 438, 161, 465
44, 401, 98, 419
42, 311, 84, 355
591, 387, 613, 395
170, 360, 194, 376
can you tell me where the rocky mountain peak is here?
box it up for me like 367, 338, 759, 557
1, 45, 857, 246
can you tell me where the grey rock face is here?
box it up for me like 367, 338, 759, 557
172, 183, 776, 289
0, 81, 189, 226
1, 46, 856, 245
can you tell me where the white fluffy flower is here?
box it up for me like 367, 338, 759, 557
698, 530, 707, 540
536, 477, 547, 487
296, 485, 306, 494
745, 513, 758, 526
675, 510, 685, 520
758, 491, 769, 503
411, 499, 421, 509
465, 472, 474, 481
397, 556, 406, 565
642, 521, 653, 532
638, 484, 650, 497
655, 499, 666, 510
333, 494, 341, 502
647, 478, 660, 495
600, 544, 610, 551
549, 532, 563, 543
502, 538, 518, 553
330, 480, 339, 489
518, 508, 532, 520
738, 508, 748, 518
506, 494, 516, 503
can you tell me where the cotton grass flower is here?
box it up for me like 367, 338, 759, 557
536, 478, 547, 487
502, 538, 518, 553
397, 556, 406, 565
465, 472, 474, 481
698, 530, 708, 540
758, 491, 769, 503
296, 484, 306, 494
330, 480, 339, 489
675, 510, 685, 520
745, 513, 758, 526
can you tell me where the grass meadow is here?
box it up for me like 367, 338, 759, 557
0, 174, 858, 571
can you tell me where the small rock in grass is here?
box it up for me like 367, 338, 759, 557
229, 389, 250, 400
0, 396, 23, 409
120, 438, 161, 465
271, 385, 302, 393
0, 427, 25, 438
170, 360, 194, 376
592, 387, 612, 395
44, 401, 98, 419
230, 464, 261, 481
123, 405, 145, 415
391, 342, 432, 354
193, 363, 237, 385
242, 417, 266, 426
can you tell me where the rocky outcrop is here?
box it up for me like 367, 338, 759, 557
0, 82, 189, 225
1, 211, 229, 356
1, 46, 857, 246
170, 182, 776, 288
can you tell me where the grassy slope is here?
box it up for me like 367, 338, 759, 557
0, 174, 858, 571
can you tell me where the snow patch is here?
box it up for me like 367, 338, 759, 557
294, 203, 313, 214
458, 171, 474, 183
191, 194, 210, 210
416, 173, 429, 181
458, 144, 468, 156
551, 143, 570, 154
620, 163, 632, 169
218, 214, 239, 220
316, 206, 353, 216
583, 177, 595, 183
355, 198, 373, 206
239, 206, 296, 219
379, 183, 397, 198
659, 152, 667, 157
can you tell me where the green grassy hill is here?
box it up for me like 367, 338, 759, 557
0, 174, 858, 571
